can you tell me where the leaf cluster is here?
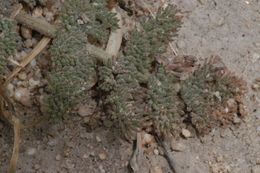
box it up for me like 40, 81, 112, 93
148, 65, 184, 136
180, 57, 246, 134
47, 0, 119, 119
47, 28, 97, 119
0, 18, 21, 74
62, 0, 119, 44
98, 5, 183, 139
46, 3, 246, 140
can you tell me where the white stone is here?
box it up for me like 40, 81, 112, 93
181, 128, 191, 138
14, 87, 32, 106
21, 26, 32, 39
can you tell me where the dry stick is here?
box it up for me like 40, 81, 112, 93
105, 7, 123, 59
4, 37, 51, 86
0, 94, 21, 173
86, 43, 112, 64
8, 117, 21, 173
15, 11, 57, 38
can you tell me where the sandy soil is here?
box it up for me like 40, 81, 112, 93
1, 0, 259, 173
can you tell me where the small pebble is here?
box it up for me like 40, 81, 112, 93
233, 115, 241, 124
18, 72, 27, 80
90, 151, 95, 157
33, 164, 40, 170
65, 159, 75, 169
7, 83, 14, 97
14, 87, 32, 107
143, 133, 154, 144
26, 147, 37, 156
29, 78, 40, 88
55, 154, 61, 161
252, 53, 260, 62
77, 19, 84, 25
153, 149, 159, 155
82, 154, 88, 159
257, 126, 260, 132
96, 136, 102, 142
181, 128, 191, 138
30, 59, 37, 67
252, 84, 259, 90
44, 11, 54, 22
98, 153, 107, 160
21, 26, 32, 39
216, 155, 223, 163
48, 139, 58, 146
32, 7, 43, 18
24, 39, 34, 48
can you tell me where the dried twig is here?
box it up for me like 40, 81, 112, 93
86, 43, 112, 64
15, 11, 57, 38
7, 117, 21, 173
0, 86, 21, 173
105, 7, 123, 59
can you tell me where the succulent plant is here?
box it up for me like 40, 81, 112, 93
98, 5, 182, 139
180, 56, 247, 134
61, 0, 119, 44
47, 28, 97, 119
148, 65, 184, 137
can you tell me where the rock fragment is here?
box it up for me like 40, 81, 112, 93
14, 87, 32, 106
21, 26, 32, 39
181, 128, 191, 138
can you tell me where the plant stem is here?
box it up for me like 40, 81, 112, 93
15, 11, 57, 38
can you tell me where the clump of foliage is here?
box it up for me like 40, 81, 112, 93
62, 0, 119, 44
180, 56, 247, 134
0, 18, 21, 74
47, 0, 119, 119
47, 1, 247, 140
148, 65, 184, 137
47, 28, 97, 119
98, 6, 182, 139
